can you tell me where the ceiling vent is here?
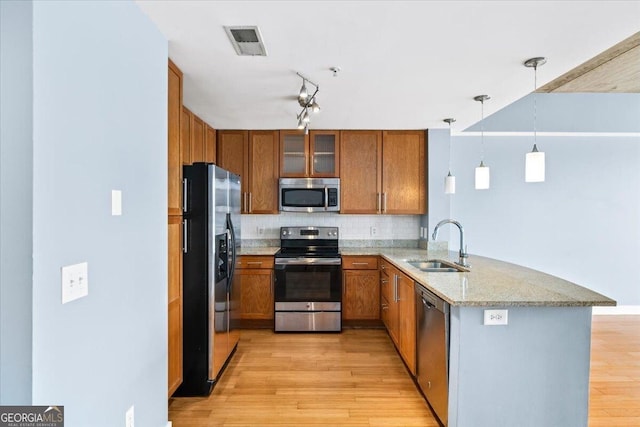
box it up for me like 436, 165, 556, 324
224, 26, 267, 56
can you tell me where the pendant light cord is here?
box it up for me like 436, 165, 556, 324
448, 121, 452, 173
533, 64, 538, 147
480, 99, 485, 163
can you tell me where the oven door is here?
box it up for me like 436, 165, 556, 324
274, 259, 342, 303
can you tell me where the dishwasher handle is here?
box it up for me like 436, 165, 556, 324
422, 297, 436, 309
416, 282, 449, 314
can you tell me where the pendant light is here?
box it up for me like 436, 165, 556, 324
474, 95, 490, 190
443, 118, 456, 194
524, 57, 546, 182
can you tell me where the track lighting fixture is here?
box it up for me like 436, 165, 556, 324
295, 72, 320, 134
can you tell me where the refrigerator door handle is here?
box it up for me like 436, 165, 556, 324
227, 213, 237, 288
182, 219, 188, 253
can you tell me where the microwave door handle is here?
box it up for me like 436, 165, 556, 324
324, 186, 328, 211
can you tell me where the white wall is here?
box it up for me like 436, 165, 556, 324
242, 213, 420, 242
445, 133, 640, 305
26, 1, 168, 426
0, 0, 33, 404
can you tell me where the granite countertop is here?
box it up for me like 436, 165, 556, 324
349, 248, 615, 308
241, 245, 615, 308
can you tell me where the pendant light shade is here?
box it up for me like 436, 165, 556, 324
524, 57, 547, 183
526, 144, 545, 182
473, 95, 490, 190
475, 161, 490, 190
443, 118, 456, 194
445, 172, 456, 194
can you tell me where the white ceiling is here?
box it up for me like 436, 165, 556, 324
135, 0, 640, 131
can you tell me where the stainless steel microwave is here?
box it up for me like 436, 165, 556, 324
279, 178, 340, 212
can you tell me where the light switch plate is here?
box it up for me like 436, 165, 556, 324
61, 262, 88, 304
112, 190, 122, 216
484, 309, 508, 325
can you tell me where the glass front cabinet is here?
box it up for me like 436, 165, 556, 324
280, 130, 339, 178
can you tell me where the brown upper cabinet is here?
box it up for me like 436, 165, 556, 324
205, 124, 216, 164
180, 107, 192, 166
280, 130, 339, 178
181, 107, 215, 165
382, 130, 426, 214
168, 60, 183, 216
340, 130, 425, 214
190, 114, 205, 163
217, 130, 279, 214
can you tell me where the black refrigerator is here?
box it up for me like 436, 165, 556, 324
174, 163, 241, 396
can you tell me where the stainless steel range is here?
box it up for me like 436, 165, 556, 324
274, 226, 342, 332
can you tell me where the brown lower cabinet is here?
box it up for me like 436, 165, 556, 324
236, 256, 274, 326
167, 215, 183, 396
380, 259, 416, 375
342, 256, 380, 323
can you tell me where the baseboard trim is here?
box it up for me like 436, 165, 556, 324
592, 305, 640, 315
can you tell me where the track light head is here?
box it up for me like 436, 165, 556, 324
310, 98, 321, 113
299, 81, 308, 100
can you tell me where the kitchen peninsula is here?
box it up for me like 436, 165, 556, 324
242, 244, 615, 427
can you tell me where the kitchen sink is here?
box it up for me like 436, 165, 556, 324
406, 259, 467, 273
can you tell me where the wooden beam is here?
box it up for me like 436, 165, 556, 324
538, 31, 640, 93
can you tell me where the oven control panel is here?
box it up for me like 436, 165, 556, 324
280, 226, 338, 240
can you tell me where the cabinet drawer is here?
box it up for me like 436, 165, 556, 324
342, 256, 379, 270
237, 256, 274, 269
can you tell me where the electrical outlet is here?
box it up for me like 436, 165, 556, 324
61, 262, 89, 304
125, 405, 134, 427
370, 226, 378, 236
484, 309, 508, 325
257, 227, 265, 235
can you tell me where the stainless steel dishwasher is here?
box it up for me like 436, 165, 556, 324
415, 282, 450, 426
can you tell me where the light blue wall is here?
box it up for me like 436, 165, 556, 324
427, 129, 454, 240
446, 134, 640, 304
30, 1, 168, 426
449, 306, 592, 426
0, 0, 34, 404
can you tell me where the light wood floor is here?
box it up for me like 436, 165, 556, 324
588, 315, 640, 426
169, 315, 640, 426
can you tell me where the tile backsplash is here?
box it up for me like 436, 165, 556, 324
241, 213, 420, 240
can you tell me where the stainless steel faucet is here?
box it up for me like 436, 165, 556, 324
432, 219, 470, 268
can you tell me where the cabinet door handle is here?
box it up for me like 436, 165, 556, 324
182, 178, 188, 213
246, 261, 262, 266
381, 279, 388, 284
377, 192, 381, 214
393, 274, 398, 303
352, 262, 369, 267
248, 192, 252, 213
381, 303, 388, 310
383, 192, 387, 213
182, 219, 188, 253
